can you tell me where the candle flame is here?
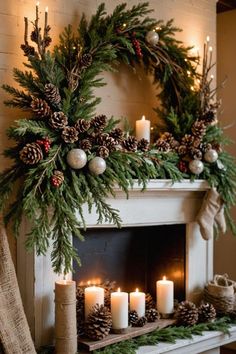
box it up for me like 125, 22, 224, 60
206, 35, 210, 42
209, 46, 213, 52
141, 115, 146, 121
45, 6, 48, 12
117, 287, 121, 292
87, 280, 91, 286
163, 275, 167, 281
36, 1, 39, 6
135, 288, 139, 293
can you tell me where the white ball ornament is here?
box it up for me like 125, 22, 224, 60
204, 149, 218, 163
66, 148, 87, 169
88, 157, 106, 175
145, 30, 159, 46
189, 159, 204, 175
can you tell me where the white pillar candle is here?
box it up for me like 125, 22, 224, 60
84, 285, 104, 320
111, 288, 128, 329
156, 276, 174, 315
136, 115, 150, 142
129, 288, 145, 317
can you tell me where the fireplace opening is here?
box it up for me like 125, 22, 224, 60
73, 224, 186, 301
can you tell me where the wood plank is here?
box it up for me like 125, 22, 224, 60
78, 319, 175, 352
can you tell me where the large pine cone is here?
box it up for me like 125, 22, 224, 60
45, 83, 61, 105
145, 293, 155, 310
129, 310, 139, 326
191, 120, 206, 139
79, 139, 92, 152
19, 142, 43, 165
146, 308, 160, 322
85, 304, 112, 341
176, 300, 198, 326
80, 53, 93, 69
198, 302, 216, 323
90, 115, 108, 131
75, 119, 90, 133
96, 133, 116, 152
109, 128, 124, 143
137, 138, 149, 152
122, 136, 138, 152
31, 98, 51, 118
49, 111, 68, 129
61, 126, 79, 143
154, 138, 170, 152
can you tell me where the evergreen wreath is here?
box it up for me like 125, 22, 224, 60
1, 2, 236, 274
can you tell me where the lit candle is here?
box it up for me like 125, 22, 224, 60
156, 276, 174, 315
111, 288, 128, 329
136, 115, 150, 142
55, 278, 77, 354
84, 284, 104, 320
129, 288, 145, 317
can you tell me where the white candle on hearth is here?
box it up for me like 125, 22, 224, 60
136, 115, 150, 142
156, 276, 174, 315
111, 288, 128, 329
84, 284, 104, 320
129, 288, 145, 317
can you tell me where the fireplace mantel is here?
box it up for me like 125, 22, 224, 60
17, 179, 213, 348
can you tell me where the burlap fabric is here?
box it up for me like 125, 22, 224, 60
0, 225, 36, 354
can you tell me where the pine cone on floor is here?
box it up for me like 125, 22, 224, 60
101, 280, 116, 309
85, 304, 112, 341
49, 111, 68, 129
137, 138, 150, 152
51, 170, 64, 188
80, 53, 93, 69
74, 119, 90, 133
133, 316, 147, 327
146, 308, 160, 322
44, 83, 61, 105
154, 139, 170, 152
31, 98, 51, 118
191, 120, 207, 139
122, 136, 138, 152
90, 115, 108, 132
129, 310, 139, 326
176, 300, 199, 326
189, 147, 202, 160
198, 302, 216, 323
145, 293, 155, 310
76, 285, 85, 336
109, 128, 124, 143
97, 146, 110, 158
79, 139, 92, 152
96, 133, 116, 152
61, 126, 79, 143
19, 142, 43, 165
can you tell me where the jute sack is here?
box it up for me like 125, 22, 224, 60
0, 225, 36, 354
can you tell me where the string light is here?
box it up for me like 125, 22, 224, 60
209, 46, 213, 52
206, 35, 210, 42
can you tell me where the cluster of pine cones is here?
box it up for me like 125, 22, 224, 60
175, 300, 216, 326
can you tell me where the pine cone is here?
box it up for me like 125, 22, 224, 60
212, 142, 222, 153
21, 44, 35, 56
85, 304, 112, 341
96, 133, 116, 152
200, 142, 212, 153
133, 316, 147, 327
30, 28, 39, 42
145, 293, 155, 310
192, 120, 206, 139
74, 119, 90, 133
159, 132, 179, 150
145, 308, 160, 322
129, 310, 139, 326
79, 139, 92, 151
198, 302, 216, 323
90, 115, 107, 131
51, 170, 64, 188
137, 138, 149, 152
109, 128, 124, 143
97, 146, 110, 158
80, 53, 93, 69
201, 110, 216, 125
189, 147, 202, 160
178, 145, 188, 156
154, 139, 170, 152
100, 280, 116, 309
176, 300, 198, 326
122, 136, 138, 152
181, 134, 194, 147
31, 98, 51, 118
76, 286, 85, 336
49, 111, 68, 130
19, 142, 43, 165
61, 126, 79, 143
45, 83, 61, 105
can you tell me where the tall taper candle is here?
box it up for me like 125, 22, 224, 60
55, 279, 77, 354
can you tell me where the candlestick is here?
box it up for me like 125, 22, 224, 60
135, 115, 150, 142
55, 279, 77, 354
84, 285, 104, 320
111, 288, 128, 329
24, 17, 28, 44
156, 276, 174, 315
129, 288, 145, 317
45, 7, 48, 28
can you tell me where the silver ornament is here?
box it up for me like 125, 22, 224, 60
204, 149, 218, 163
189, 159, 204, 175
88, 157, 106, 175
66, 148, 87, 169
145, 30, 159, 46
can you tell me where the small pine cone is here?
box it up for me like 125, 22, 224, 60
101, 280, 117, 309
97, 146, 110, 158
51, 170, 64, 188
198, 302, 216, 323
79, 139, 92, 151
137, 138, 150, 152
109, 128, 124, 143
212, 142, 222, 153
189, 147, 202, 160
85, 304, 112, 341
192, 137, 202, 148
21, 44, 35, 56
201, 110, 216, 125
31, 98, 51, 118
181, 134, 194, 147
122, 136, 138, 152
178, 145, 188, 156
129, 310, 139, 326
45, 83, 61, 105
154, 139, 170, 152
145, 293, 155, 310
90, 115, 108, 131
96, 133, 116, 151
200, 142, 212, 153
44, 36, 52, 47
74, 119, 90, 133
176, 300, 199, 326
49, 111, 68, 130
192, 120, 207, 139
30, 29, 39, 42
145, 308, 160, 323
61, 126, 79, 143
133, 316, 147, 327
80, 53, 93, 69
19, 142, 43, 165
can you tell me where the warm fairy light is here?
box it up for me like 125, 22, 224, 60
191, 86, 194, 91
206, 35, 210, 42
209, 46, 213, 52
151, 126, 154, 131
163, 276, 167, 281
211, 74, 214, 79
141, 115, 146, 120
187, 70, 191, 76
122, 23, 127, 28
135, 288, 139, 293
155, 26, 161, 31
184, 58, 188, 62
197, 79, 201, 83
